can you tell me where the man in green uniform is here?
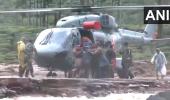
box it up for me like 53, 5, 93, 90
121, 42, 134, 79
24, 38, 34, 77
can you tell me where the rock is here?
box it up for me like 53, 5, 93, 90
147, 91, 170, 100
0, 86, 16, 98
5, 89, 17, 97
158, 91, 170, 100
0, 77, 169, 98
147, 95, 166, 100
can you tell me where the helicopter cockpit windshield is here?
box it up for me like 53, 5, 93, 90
39, 31, 53, 45
52, 30, 68, 44
36, 28, 69, 46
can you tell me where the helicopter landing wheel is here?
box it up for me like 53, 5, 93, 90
52, 72, 57, 77
46, 71, 57, 77
46, 71, 52, 77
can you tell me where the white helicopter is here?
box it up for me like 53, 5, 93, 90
34, 14, 158, 76
34, 10, 163, 77
1, 5, 169, 77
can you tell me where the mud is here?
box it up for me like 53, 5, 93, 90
0, 60, 169, 99
0, 60, 169, 78
147, 91, 170, 100
0, 77, 169, 98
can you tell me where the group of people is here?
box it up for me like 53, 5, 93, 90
72, 37, 110, 78
17, 37, 34, 77
16, 36, 168, 80
71, 36, 134, 79
72, 36, 168, 80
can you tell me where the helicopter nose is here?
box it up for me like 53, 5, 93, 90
35, 44, 66, 58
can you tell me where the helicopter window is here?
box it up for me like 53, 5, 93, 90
53, 31, 67, 40
39, 31, 53, 45
38, 29, 71, 46
61, 19, 66, 21
100, 15, 109, 26
79, 17, 87, 25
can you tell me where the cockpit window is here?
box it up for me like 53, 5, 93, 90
53, 31, 68, 44
38, 29, 69, 46
61, 19, 66, 21
39, 31, 53, 45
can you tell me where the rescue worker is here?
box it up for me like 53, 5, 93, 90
105, 42, 116, 78
151, 48, 167, 80
90, 43, 101, 78
24, 38, 34, 77
71, 45, 83, 78
121, 42, 134, 79
93, 41, 110, 78
81, 36, 93, 78
17, 37, 26, 77
81, 36, 93, 51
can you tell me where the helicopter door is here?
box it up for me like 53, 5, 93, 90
78, 28, 94, 43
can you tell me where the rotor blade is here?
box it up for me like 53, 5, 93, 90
0, 7, 76, 13
91, 6, 143, 10
92, 5, 170, 10
0, 5, 170, 13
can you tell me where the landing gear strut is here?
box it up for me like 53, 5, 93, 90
46, 66, 57, 77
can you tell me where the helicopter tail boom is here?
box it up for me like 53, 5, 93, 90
120, 24, 158, 46
144, 24, 158, 39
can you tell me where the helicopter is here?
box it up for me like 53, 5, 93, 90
33, 8, 160, 77
33, 16, 158, 76
0, 5, 170, 77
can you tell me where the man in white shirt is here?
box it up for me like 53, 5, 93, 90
151, 48, 167, 79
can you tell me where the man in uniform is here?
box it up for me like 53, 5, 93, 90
71, 45, 83, 78
91, 43, 102, 78
105, 42, 116, 78
24, 38, 34, 77
121, 42, 134, 79
81, 37, 93, 78
91, 41, 110, 78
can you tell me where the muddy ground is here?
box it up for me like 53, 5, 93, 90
0, 60, 169, 98
0, 60, 169, 79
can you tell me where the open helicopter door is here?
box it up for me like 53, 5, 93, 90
77, 28, 95, 43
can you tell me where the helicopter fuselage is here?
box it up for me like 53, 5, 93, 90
34, 13, 158, 72
34, 28, 74, 70
34, 27, 107, 70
